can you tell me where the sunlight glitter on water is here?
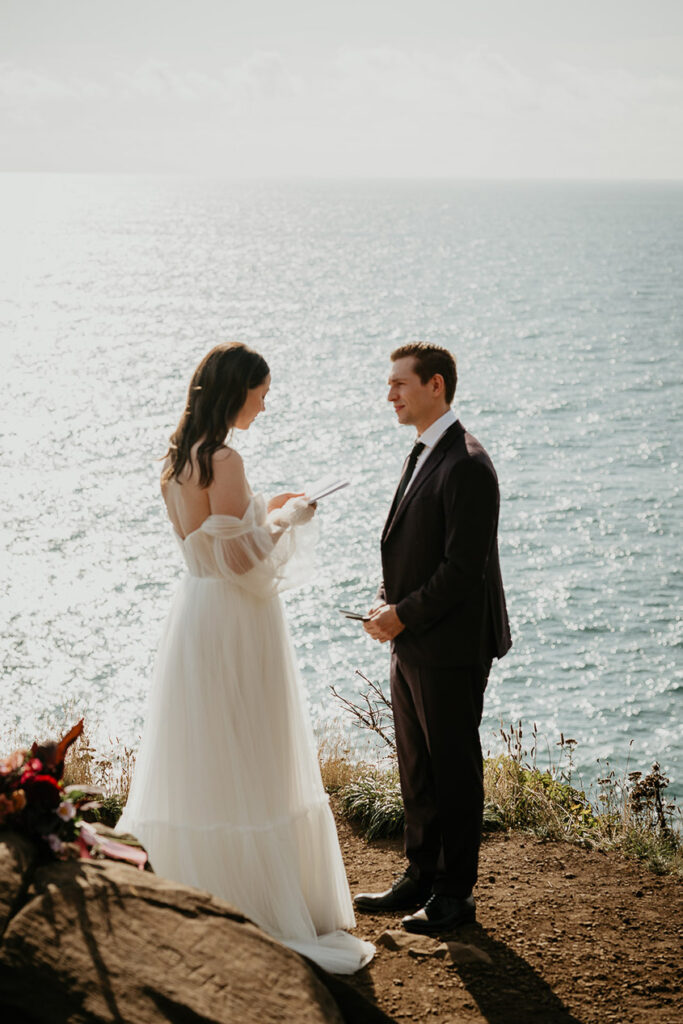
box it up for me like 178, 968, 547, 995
1, 175, 681, 797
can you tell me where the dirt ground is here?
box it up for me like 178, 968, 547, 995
333, 802, 682, 1024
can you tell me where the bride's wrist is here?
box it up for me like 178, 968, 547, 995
267, 506, 290, 531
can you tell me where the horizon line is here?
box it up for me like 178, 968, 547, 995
1, 170, 682, 184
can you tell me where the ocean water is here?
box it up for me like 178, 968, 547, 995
1, 175, 681, 800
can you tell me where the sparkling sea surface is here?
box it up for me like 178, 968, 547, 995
1, 175, 681, 799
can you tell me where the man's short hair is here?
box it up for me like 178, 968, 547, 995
390, 343, 457, 404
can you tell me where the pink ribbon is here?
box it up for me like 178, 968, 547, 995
79, 822, 148, 870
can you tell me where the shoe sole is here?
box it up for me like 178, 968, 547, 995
354, 898, 427, 913
402, 912, 476, 934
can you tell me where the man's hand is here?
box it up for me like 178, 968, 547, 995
363, 603, 405, 643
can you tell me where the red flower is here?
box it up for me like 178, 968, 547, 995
19, 758, 45, 785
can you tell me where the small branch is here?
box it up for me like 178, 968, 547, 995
354, 670, 393, 711
330, 676, 396, 751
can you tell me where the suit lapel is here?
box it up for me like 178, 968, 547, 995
382, 421, 463, 543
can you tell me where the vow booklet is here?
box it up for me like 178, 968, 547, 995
306, 480, 350, 504
339, 608, 369, 622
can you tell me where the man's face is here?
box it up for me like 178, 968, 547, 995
387, 357, 434, 427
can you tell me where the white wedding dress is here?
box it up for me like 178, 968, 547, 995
117, 493, 374, 974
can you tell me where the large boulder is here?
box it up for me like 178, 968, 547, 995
0, 831, 36, 940
0, 848, 347, 1024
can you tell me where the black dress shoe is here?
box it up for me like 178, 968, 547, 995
402, 893, 476, 934
354, 873, 433, 913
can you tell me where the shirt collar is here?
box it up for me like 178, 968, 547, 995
417, 408, 456, 450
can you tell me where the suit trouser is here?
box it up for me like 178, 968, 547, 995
390, 651, 491, 899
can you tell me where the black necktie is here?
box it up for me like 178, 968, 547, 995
388, 441, 425, 522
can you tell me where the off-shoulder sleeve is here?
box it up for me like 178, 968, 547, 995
199, 494, 317, 598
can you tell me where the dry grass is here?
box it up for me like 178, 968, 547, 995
2, 706, 136, 805
4, 704, 680, 875
317, 729, 365, 794
483, 753, 599, 839
62, 731, 136, 805
485, 723, 682, 874
333, 745, 682, 875
318, 699, 683, 876
325, 677, 682, 875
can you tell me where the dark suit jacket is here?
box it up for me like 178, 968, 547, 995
379, 420, 511, 668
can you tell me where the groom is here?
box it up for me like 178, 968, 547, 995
355, 342, 511, 934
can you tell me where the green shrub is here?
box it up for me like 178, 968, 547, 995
338, 767, 404, 840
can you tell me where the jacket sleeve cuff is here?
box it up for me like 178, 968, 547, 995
396, 596, 425, 635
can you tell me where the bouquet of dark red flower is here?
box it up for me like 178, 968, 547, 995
0, 720, 146, 868
0, 720, 87, 858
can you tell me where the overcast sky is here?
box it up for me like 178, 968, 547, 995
1, 0, 682, 177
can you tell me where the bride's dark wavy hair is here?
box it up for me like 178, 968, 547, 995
162, 343, 270, 489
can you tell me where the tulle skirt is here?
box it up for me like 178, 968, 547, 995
118, 574, 374, 973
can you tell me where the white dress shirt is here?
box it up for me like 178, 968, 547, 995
404, 408, 457, 495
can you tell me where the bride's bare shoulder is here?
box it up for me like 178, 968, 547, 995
160, 454, 174, 496
209, 446, 250, 516
161, 446, 243, 489
211, 445, 244, 477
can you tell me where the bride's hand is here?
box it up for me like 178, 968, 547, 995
269, 494, 317, 530
267, 492, 305, 513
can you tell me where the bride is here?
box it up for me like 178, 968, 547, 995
117, 342, 374, 974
